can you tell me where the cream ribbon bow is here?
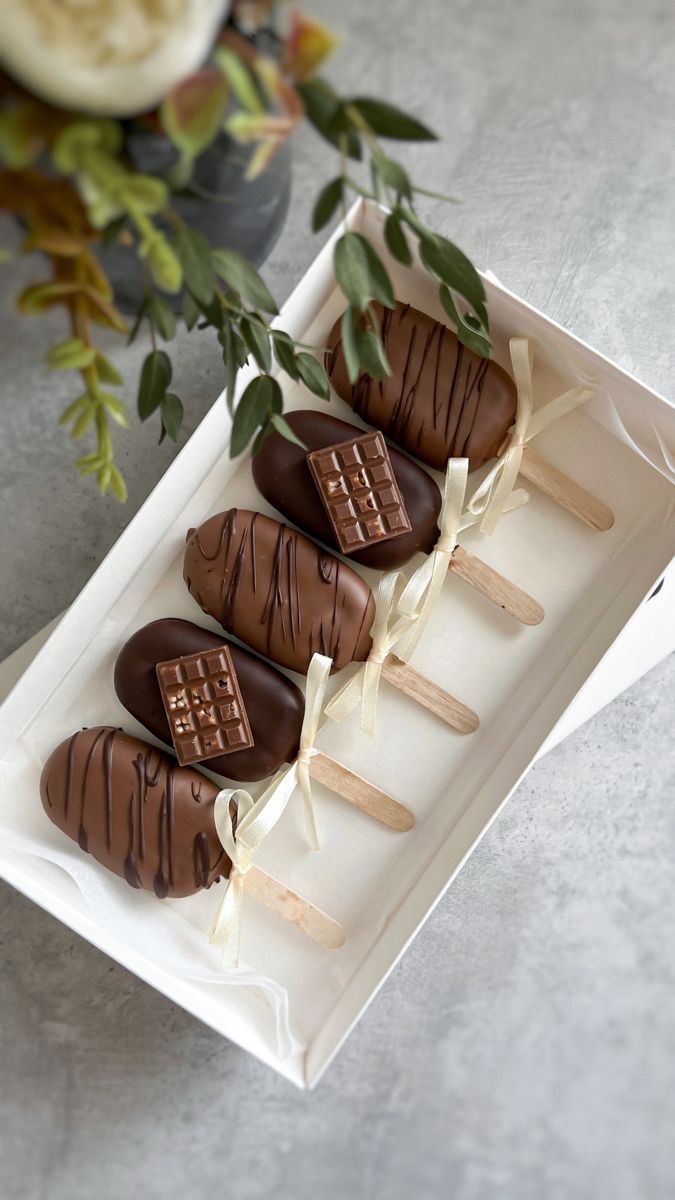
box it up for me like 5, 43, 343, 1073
467, 337, 596, 534
395, 458, 469, 661
324, 570, 411, 737
294, 652, 332, 852
395, 459, 531, 662
209, 767, 299, 968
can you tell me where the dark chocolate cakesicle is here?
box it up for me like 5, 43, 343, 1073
252, 409, 442, 569
114, 619, 304, 782
183, 509, 375, 675
326, 301, 517, 473
252, 410, 545, 627
40, 726, 229, 898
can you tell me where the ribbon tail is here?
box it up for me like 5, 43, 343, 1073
324, 666, 364, 724
209, 871, 246, 968
298, 758, 320, 852
479, 446, 524, 534
396, 553, 450, 661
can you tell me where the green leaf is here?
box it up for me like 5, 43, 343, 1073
418, 234, 486, 317
269, 413, 308, 450
171, 226, 215, 304
182, 290, 201, 331
272, 330, 300, 379
384, 211, 413, 266
137, 349, 172, 420
97, 464, 112, 493
71, 406, 95, 439
240, 315, 272, 372
146, 236, 183, 294
296, 79, 361, 158
230, 374, 281, 457
100, 393, 129, 426
214, 47, 264, 114
348, 98, 437, 141
295, 352, 329, 399
372, 155, 412, 199
109, 464, 128, 503
95, 353, 124, 386
312, 177, 343, 233
147, 293, 177, 341
219, 323, 237, 416
59, 394, 90, 426
340, 307, 360, 384
46, 338, 97, 370
127, 299, 147, 345
439, 286, 491, 358
212, 247, 278, 314
160, 68, 229, 160
355, 330, 391, 380
119, 174, 168, 215
161, 392, 184, 441
334, 232, 395, 310
100, 215, 127, 245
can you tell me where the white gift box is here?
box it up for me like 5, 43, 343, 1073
1, 200, 673, 1088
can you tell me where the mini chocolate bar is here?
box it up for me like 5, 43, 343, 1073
156, 644, 254, 766
306, 430, 412, 555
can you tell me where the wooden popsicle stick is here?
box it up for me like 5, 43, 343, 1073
381, 654, 479, 734
449, 545, 545, 626
245, 865, 345, 949
519, 446, 615, 531
308, 750, 415, 832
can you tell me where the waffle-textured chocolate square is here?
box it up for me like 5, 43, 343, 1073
307, 430, 412, 554
156, 644, 254, 766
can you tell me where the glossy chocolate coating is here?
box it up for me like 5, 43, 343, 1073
183, 508, 375, 675
114, 619, 304, 782
40, 726, 229, 899
326, 302, 517, 472
252, 409, 442, 567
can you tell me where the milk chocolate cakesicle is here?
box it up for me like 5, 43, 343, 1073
252, 410, 545, 626
184, 507, 479, 734
184, 508, 374, 675
326, 301, 614, 532
40, 726, 345, 947
40, 726, 229, 898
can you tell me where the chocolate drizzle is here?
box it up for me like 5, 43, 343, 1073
326, 301, 517, 473
40, 727, 230, 899
183, 509, 375, 674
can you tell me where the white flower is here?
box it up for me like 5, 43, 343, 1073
0, 0, 231, 117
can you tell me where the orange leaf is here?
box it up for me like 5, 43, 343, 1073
282, 9, 341, 83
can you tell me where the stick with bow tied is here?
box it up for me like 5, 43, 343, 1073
325, 571, 479, 737
396, 458, 537, 662
209, 773, 345, 967
281, 652, 415, 850
467, 338, 614, 534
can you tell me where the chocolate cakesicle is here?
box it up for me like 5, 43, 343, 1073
184, 508, 479, 734
252, 409, 544, 625
115, 619, 305, 782
40, 726, 344, 946
326, 302, 614, 532
115, 619, 415, 834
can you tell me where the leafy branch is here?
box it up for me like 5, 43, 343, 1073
0, 6, 491, 489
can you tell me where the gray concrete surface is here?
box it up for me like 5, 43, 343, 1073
1, 0, 674, 1196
